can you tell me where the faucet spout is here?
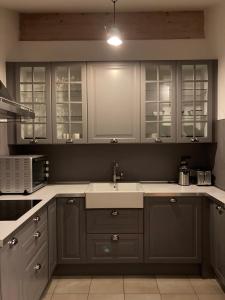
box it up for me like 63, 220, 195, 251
112, 161, 124, 185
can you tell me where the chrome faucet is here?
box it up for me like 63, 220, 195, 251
112, 161, 124, 185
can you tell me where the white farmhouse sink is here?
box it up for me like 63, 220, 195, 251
86, 182, 143, 208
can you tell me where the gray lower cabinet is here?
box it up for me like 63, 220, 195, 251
57, 197, 86, 263
144, 197, 202, 263
48, 200, 57, 276
210, 201, 225, 287
87, 234, 143, 263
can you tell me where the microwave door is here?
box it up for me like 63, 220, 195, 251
32, 158, 48, 188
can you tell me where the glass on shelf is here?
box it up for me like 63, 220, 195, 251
70, 65, 81, 82
159, 65, 172, 81
70, 103, 82, 122
57, 123, 69, 140
56, 104, 69, 122
159, 103, 171, 121
195, 122, 207, 137
20, 67, 32, 82
146, 64, 157, 81
182, 123, 194, 137
34, 124, 46, 139
182, 65, 194, 81
146, 82, 157, 101
159, 123, 171, 138
55, 66, 68, 83
159, 82, 171, 101
145, 102, 158, 121
21, 123, 33, 139
145, 122, 157, 139
196, 65, 208, 81
33, 67, 46, 82
71, 123, 83, 140
70, 83, 82, 102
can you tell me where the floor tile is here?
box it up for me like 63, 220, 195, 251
161, 296, 198, 300
89, 277, 124, 294
157, 277, 195, 294
189, 279, 224, 295
52, 295, 88, 300
198, 295, 225, 300
124, 277, 159, 294
54, 277, 91, 294
44, 279, 58, 295
88, 294, 124, 300
125, 294, 161, 300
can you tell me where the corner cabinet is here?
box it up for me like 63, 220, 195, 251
52, 63, 87, 144
141, 62, 176, 143
15, 63, 52, 144
87, 62, 141, 143
177, 61, 213, 143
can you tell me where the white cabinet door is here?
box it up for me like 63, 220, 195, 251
87, 62, 141, 143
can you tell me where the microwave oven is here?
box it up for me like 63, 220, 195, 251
0, 155, 49, 194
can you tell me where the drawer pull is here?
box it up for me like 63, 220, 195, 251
111, 210, 119, 216
169, 198, 177, 204
112, 234, 119, 241
34, 264, 41, 271
67, 199, 76, 204
33, 231, 41, 239
33, 216, 40, 223
8, 237, 18, 247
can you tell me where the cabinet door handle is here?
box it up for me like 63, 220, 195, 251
169, 198, 177, 203
191, 137, 199, 143
155, 137, 162, 143
216, 205, 224, 214
112, 234, 119, 241
33, 231, 41, 239
111, 210, 119, 216
67, 199, 76, 204
33, 264, 41, 271
110, 138, 118, 144
33, 216, 40, 223
8, 237, 18, 247
30, 138, 38, 144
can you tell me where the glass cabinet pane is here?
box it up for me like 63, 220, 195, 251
20, 67, 32, 82
195, 122, 207, 137
159, 82, 171, 101
70, 103, 82, 121
21, 123, 33, 139
33, 67, 46, 82
71, 123, 83, 140
182, 65, 194, 81
159, 103, 172, 121
159, 123, 171, 137
34, 124, 46, 139
159, 65, 172, 81
146, 122, 157, 139
182, 123, 194, 137
55, 66, 68, 82
146, 103, 157, 121
196, 65, 208, 81
57, 124, 70, 140
70, 84, 82, 102
56, 104, 69, 122
146, 82, 157, 101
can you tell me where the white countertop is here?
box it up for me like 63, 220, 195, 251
0, 182, 225, 247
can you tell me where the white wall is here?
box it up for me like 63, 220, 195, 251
0, 7, 18, 155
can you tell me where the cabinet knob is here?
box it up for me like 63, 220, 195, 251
111, 210, 119, 216
155, 137, 162, 143
33, 263, 41, 271
30, 138, 38, 144
67, 199, 76, 204
216, 205, 224, 214
169, 198, 177, 204
33, 231, 41, 239
112, 234, 119, 241
191, 137, 199, 143
33, 216, 40, 223
110, 138, 118, 144
8, 237, 18, 247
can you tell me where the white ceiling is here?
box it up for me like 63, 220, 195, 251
0, 0, 223, 13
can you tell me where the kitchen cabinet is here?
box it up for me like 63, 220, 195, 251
210, 201, 225, 287
15, 63, 52, 144
48, 200, 57, 277
57, 197, 86, 263
177, 61, 213, 143
52, 63, 87, 143
87, 62, 141, 143
144, 196, 202, 263
141, 62, 176, 143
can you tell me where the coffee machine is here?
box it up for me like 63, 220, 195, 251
178, 156, 190, 186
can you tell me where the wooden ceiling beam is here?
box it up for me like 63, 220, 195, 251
20, 11, 204, 41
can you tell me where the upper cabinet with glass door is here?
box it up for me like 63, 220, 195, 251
178, 61, 212, 143
16, 63, 51, 144
52, 63, 87, 143
141, 62, 176, 143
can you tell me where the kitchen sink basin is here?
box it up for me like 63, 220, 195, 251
86, 182, 143, 208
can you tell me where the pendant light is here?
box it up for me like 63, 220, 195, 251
107, 0, 123, 46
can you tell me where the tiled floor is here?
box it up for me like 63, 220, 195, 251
42, 276, 225, 300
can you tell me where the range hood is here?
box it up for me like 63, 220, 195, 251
0, 81, 35, 119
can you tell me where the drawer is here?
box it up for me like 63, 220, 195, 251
87, 233, 143, 263
22, 242, 48, 300
86, 209, 143, 233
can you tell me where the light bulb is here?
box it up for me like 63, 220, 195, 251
107, 27, 123, 46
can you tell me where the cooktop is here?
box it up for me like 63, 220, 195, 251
0, 200, 42, 221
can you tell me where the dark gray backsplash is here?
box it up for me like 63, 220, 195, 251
213, 119, 225, 190
10, 144, 214, 183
